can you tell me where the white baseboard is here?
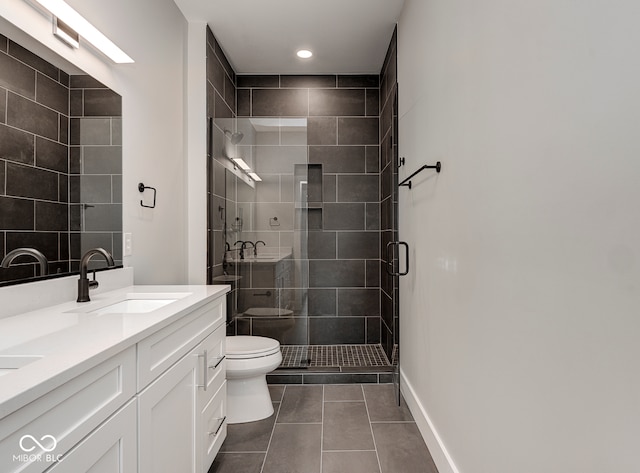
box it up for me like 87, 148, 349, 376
400, 369, 461, 473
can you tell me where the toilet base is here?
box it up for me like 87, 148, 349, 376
226, 375, 274, 424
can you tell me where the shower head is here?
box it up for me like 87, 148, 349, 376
225, 129, 244, 145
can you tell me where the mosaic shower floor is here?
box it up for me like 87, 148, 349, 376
280, 344, 391, 368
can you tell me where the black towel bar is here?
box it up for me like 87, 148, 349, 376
398, 162, 442, 189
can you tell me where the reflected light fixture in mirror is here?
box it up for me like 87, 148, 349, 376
53, 17, 79, 48
231, 158, 251, 171
29, 0, 134, 63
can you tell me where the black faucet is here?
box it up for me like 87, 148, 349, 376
254, 241, 266, 256
234, 241, 245, 260
77, 248, 115, 302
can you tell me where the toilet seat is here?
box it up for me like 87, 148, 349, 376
226, 335, 280, 359
243, 307, 293, 317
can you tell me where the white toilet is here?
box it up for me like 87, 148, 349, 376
225, 335, 282, 424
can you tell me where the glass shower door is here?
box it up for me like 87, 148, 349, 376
223, 118, 311, 356
391, 88, 402, 405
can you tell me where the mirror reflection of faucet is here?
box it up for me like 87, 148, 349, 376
1, 248, 49, 276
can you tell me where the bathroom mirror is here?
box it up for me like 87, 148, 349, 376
0, 31, 122, 286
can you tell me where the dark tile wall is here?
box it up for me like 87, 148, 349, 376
0, 34, 122, 283
205, 27, 239, 328
1, 34, 70, 282
236, 73, 381, 346
379, 28, 398, 362
69, 75, 123, 271
207, 27, 399, 351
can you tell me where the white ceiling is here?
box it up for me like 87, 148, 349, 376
173, 0, 405, 75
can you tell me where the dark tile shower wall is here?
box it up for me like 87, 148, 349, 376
206, 27, 236, 281
236, 74, 381, 346
0, 34, 122, 284
0, 34, 71, 281
379, 28, 398, 362
205, 27, 238, 327
205, 26, 397, 350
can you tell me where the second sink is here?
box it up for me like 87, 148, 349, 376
0, 355, 43, 377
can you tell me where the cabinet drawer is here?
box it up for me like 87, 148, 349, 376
195, 327, 225, 408
44, 399, 137, 473
200, 381, 226, 473
0, 347, 136, 473
137, 297, 225, 389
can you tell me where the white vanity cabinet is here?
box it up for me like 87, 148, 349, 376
137, 294, 227, 473
195, 327, 227, 472
138, 351, 199, 473
0, 347, 136, 473
0, 286, 228, 473
44, 400, 137, 473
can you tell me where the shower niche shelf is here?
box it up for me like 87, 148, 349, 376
307, 164, 323, 203
296, 164, 324, 230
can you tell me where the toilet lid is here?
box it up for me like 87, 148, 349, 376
226, 336, 280, 359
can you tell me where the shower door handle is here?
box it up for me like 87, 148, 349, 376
386, 241, 409, 276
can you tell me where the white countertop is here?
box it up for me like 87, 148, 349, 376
0, 284, 229, 420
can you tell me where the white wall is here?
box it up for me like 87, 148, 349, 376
2, 0, 190, 284
69, 0, 190, 284
397, 1, 640, 472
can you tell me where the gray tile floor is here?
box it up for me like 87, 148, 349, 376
209, 384, 438, 473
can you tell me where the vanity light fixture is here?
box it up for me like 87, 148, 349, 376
296, 49, 313, 59
30, 0, 134, 63
248, 172, 262, 182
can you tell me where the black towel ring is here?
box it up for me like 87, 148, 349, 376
138, 182, 157, 208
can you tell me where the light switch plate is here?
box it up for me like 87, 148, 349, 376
124, 233, 133, 256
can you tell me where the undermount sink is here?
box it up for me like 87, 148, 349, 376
68, 292, 192, 315
90, 298, 178, 315
0, 355, 43, 377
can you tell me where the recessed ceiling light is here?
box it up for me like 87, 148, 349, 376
296, 49, 313, 59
